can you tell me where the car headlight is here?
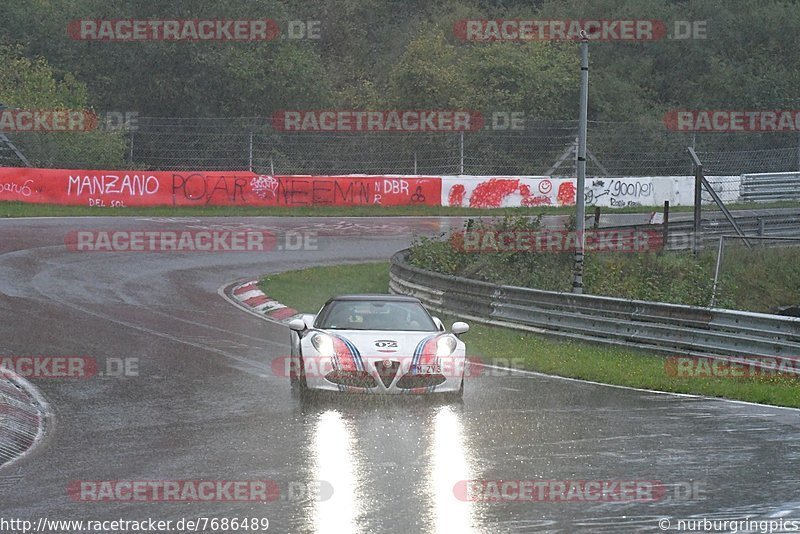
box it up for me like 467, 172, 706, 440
436, 336, 458, 358
311, 333, 335, 357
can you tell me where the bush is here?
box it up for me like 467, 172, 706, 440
409, 216, 800, 312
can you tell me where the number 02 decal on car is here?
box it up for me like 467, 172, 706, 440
374, 340, 398, 352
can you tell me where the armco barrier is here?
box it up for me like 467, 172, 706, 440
389, 250, 800, 360
608, 207, 800, 249
740, 172, 800, 202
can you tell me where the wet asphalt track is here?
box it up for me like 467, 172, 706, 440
0, 216, 799, 534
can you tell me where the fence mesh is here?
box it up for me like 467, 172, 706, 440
711, 236, 800, 313
2, 117, 799, 178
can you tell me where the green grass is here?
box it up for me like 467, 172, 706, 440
258, 262, 391, 314
0, 202, 628, 218
714, 244, 800, 313
2, 200, 797, 218
259, 262, 800, 408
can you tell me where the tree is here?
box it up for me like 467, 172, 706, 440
0, 45, 127, 168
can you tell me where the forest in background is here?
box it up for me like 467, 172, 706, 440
3, 0, 799, 117
1, 0, 799, 170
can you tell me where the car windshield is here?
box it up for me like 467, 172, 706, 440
314, 300, 438, 331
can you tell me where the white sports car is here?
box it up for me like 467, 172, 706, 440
288, 295, 469, 396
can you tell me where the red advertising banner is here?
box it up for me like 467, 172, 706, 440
0, 168, 441, 207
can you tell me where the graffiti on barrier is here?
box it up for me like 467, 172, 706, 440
585, 179, 654, 207
0, 179, 36, 197
68, 173, 160, 197
172, 173, 249, 203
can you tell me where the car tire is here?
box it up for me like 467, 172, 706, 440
289, 358, 298, 387
442, 378, 464, 401
296, 356, 311, 399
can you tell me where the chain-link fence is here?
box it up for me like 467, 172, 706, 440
2, 116, 800, 178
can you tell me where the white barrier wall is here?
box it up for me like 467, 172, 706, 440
440, 176, 740, 208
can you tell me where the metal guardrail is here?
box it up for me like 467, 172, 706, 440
602, 208, 800, 249
691, 209, 800, 236
740, 172, 800, 202
390, 250, 800, 360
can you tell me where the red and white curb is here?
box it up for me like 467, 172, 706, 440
230, 281, 301, 323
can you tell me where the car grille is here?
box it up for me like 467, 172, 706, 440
324, 370, 377, 388
396, 373, 447, 389
375, 360, 400, 388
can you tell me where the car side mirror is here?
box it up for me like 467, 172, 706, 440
451, 321, 469, 335
301, 313, 316, 329
288, 318, 306, 332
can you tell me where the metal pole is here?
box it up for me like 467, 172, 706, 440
688, 147, 703, 255
248, 131, 253, 172
693, 164, 702, 254
459, 131, 464, 175
572, 33, 589, 294
796, 131, 800, 171
414, 151, 418, 175
270, 156, 275, 175
710, 235, 725, 307
573, 137, 579, 175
